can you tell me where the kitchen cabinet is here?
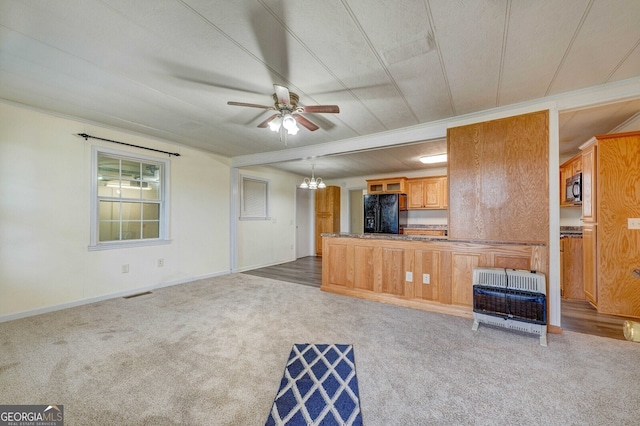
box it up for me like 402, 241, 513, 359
407, 176, 448, 209
581, 131, 640, 317
403, 228, 447, 237
321, 234, 547, 311
315, 186, 340, 256
366, 177, 406, 194
582, 225, 597, 306
561, 237, 584, 300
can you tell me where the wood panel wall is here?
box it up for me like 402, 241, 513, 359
322, 236, 549, 317
596, 131, 640, 317
447, 110, 549, 244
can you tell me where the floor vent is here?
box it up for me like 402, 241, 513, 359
123, 291, 152, 299
471, 267, 547, 346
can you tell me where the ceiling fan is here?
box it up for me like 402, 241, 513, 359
227, 84, 339, 137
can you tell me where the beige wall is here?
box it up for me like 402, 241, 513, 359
236, 166, 299, 271
0, 102, 232, 319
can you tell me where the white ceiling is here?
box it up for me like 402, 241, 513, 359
2, 0, 640, 179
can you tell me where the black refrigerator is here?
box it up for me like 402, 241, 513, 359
364, 193, 407, 234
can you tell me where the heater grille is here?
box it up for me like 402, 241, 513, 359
471, 268, 547, 346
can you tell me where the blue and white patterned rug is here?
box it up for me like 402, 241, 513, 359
265, 343, 362, 426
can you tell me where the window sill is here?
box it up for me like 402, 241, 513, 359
88, 239, 171, 251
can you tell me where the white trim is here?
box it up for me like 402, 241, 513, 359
548, 108, 561, 327
231, 76, 640, 168
0, 270, 231, 323
230, 168, 239, 272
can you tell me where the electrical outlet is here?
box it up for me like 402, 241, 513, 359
405, 271, 413, 282
122, 264, 129, 273
157, 258, 164, 267
628, 218, 640, 229
423, 273, 430, 284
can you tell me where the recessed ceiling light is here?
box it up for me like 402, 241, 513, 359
419, 154, 447, 164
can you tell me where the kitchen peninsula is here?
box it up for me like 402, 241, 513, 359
322, 110, 552, 325
320, 232, 548, 318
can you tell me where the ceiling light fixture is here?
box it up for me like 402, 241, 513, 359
299, 164, 325, 190
419, 154, 447, 164
269, 113, 299, 135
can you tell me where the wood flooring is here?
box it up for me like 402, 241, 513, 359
243, 256, 635, 341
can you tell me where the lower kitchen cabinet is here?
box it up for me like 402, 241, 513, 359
561, 237, 584, 300
582, 225, 597, 306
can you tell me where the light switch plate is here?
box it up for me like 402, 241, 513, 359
405, 272, 413, 282
628, 218, 640, 229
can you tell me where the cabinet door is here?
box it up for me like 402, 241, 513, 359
423, 178, 441, 208
441, 176, 448, 208
407, 180, 424, 209
582, 225, 597, 306
581, 145, 597, 222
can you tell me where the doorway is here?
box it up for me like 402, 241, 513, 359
349, 189, 364, 234
295, 187, 314, 258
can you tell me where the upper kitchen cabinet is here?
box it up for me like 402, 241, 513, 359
366, 177, 407, 194
407, 176, 448, 209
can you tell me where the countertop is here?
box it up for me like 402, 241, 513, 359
322, 232, 546, 246
560, 226, 583, 238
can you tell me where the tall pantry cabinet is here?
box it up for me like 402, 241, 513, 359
581, 131, 640, 317
315, 186, 340, 256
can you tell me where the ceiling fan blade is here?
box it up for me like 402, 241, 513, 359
257, 114, 280, 128
294, 114, 319, 131
299, 105, 340, 114
274, 84, 291, 106
227, 101, 274, 110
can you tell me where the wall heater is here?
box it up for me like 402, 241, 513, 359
471, 267, 548, 346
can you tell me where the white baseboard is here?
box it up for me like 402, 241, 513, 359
0, 270, 231, 323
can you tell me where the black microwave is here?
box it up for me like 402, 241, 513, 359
565, 173, 582, 204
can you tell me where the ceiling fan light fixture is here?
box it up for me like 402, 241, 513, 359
268, 115, 282, 132
282, 114, 298, 133
419, 154, 447, 164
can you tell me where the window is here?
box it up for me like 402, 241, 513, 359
240, 175, 269, 220
90, 147, 170, 249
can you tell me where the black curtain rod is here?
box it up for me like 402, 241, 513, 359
77, 133, 181, 157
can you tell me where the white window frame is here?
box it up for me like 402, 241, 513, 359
240, 175, 270, 220
89, 146, 171, 250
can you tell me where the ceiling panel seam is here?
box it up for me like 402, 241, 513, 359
603, 37, 640, 84
544, 0, 594, 97
423, 0, 455, 116
495, 0, 511, 107
176, 0, 293, 92
257, 0, 375, 134
340, 0, 419, 125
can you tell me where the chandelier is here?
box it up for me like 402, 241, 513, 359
299, 164, 325, 189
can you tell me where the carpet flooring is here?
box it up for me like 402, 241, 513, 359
1, 273, 639, 425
